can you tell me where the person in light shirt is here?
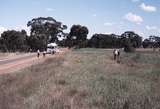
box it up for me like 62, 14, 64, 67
113, 49, 120, 63
37, 49, 40, 58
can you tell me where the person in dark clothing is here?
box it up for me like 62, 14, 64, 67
117, 49, 120, 63
43, 51, 46, 58
113, 49, 116, 60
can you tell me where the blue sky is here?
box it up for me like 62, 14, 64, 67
0, 0, 160, 39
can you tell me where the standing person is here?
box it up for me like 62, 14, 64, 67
37, 49, 40, 58
43, 50, 46, 58
113, 49, 116, 60
113, 49, 120, 63
117, 49, 120, 63
115, 49, 118, 60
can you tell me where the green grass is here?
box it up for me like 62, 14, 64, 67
0, 48, 160, 109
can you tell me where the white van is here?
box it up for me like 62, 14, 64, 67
46, 43, 58, 54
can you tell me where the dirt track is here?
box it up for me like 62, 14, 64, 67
0, 48, 69, 75
0, 53, 53, 74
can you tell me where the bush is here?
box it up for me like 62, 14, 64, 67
124, 43, 135, 53
124, 45, 135, 53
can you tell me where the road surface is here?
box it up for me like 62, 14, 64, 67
0, 48, 68, 75
0, 53, 45, 74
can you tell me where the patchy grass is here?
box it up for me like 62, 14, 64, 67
0, 48, 160, 109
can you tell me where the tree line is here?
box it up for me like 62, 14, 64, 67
0, 17, 160, 52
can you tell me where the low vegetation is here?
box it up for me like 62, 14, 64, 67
0, 48, 160, 109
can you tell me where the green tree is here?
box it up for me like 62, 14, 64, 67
89, 34, 120, 48
0, 30, 29, 52
121, 31, 142, 52
66, 25, 89, 48
27, 17, 67, 50
143, 36, 160, 48
121, 31, 142, 48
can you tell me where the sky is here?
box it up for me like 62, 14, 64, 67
0, 0, 160, 39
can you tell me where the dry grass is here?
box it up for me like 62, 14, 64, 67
0, 48, 160, 109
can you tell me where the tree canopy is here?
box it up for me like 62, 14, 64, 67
27, 17, 67, 50
142, 35, 160, 48
65, 25, 89, 48
121, 31, 142, 48
1, 16, 160, 53
87, 31, 142, 52
0, 30, 29, 52
88, 34, 120, 48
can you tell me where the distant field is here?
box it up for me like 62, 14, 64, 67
0, 48, 160, 109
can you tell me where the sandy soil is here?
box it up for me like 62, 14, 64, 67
0, 48, 69, 75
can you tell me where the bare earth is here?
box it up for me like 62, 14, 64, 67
0, 48, 68, 74
0, 53, 46, 74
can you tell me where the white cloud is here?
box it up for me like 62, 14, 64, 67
15, 26, 30, 35
136, 31, 144, 36
146, 25, 160, 34
0, 26, 7, 36
46, 8, 54, 12
92, 14, 97, 17
0, 26, 30, 36
146, 25, 158, 30
0, 27, 7, 33
124, 12, 143, 24
104, 22, 114, 26
140, 3, 156, 12
145, 25, 160, 34
104, 32, 113, 34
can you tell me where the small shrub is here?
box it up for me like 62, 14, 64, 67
124, 44, 135, 53
55, 79, 67, 85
